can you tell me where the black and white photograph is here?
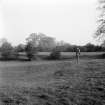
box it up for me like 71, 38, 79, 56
0, 0, 105, 104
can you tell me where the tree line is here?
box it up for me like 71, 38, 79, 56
0, 32, 105, 60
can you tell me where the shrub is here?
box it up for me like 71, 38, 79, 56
49, 49, 61, 60
0, 42, 14, 60
25, 42, 37, 61
14, 44, 25, 52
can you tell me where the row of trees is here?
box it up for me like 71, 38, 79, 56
54, 43, 105, 52
0, 33, 58, 60
0, 32, 105, 60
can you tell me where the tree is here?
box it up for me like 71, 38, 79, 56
25, 42, 36, 61
38, 33, 56, 51
0, 41, 13, 60
101, 40, 105, 47
56, 41, 71, 52
0, 38, 7, 46
26, 33, 40, 48
85, 43, 95, 52
95, 0, 105, 43
49, 48, 61, 60
101, 40, 105, 51
26, 32, 56, 52
15, 44, 25, 52
25, 33, 39, 60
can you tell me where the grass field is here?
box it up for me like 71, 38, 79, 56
17, 52, 105, 60
0, 53, 105, 105
38, 52, 105, 59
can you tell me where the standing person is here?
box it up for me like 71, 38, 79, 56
75, 48, 80, 64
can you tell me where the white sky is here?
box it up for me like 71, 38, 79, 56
0, 0, 98, 45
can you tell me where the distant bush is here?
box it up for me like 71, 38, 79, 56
25, 42, 37, 61
49, 49, 61, 60
14, 44, 25, 52
0, 42, 15, 60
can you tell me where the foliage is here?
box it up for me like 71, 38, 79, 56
0, 38, 7, 46
0, 41, 14, 60
0, 31, 105, 61
14, 44, 25, 52
26, 33, 40, 48
49, 48, 61, 59
95, 0, 105, 44
25, 33, 57, 60
25, 42, 36, 61
26, 33, 56, 52
51, 43, 105, 52
39, 34, 56, 51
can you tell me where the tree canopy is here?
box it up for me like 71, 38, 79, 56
96, 0, 105, 41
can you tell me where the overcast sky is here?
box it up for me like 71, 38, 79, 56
0, 0, 98, 45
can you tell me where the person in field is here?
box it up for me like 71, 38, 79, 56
75, 47, 80, 63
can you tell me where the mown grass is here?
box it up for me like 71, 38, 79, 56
0, 59, 105, 105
